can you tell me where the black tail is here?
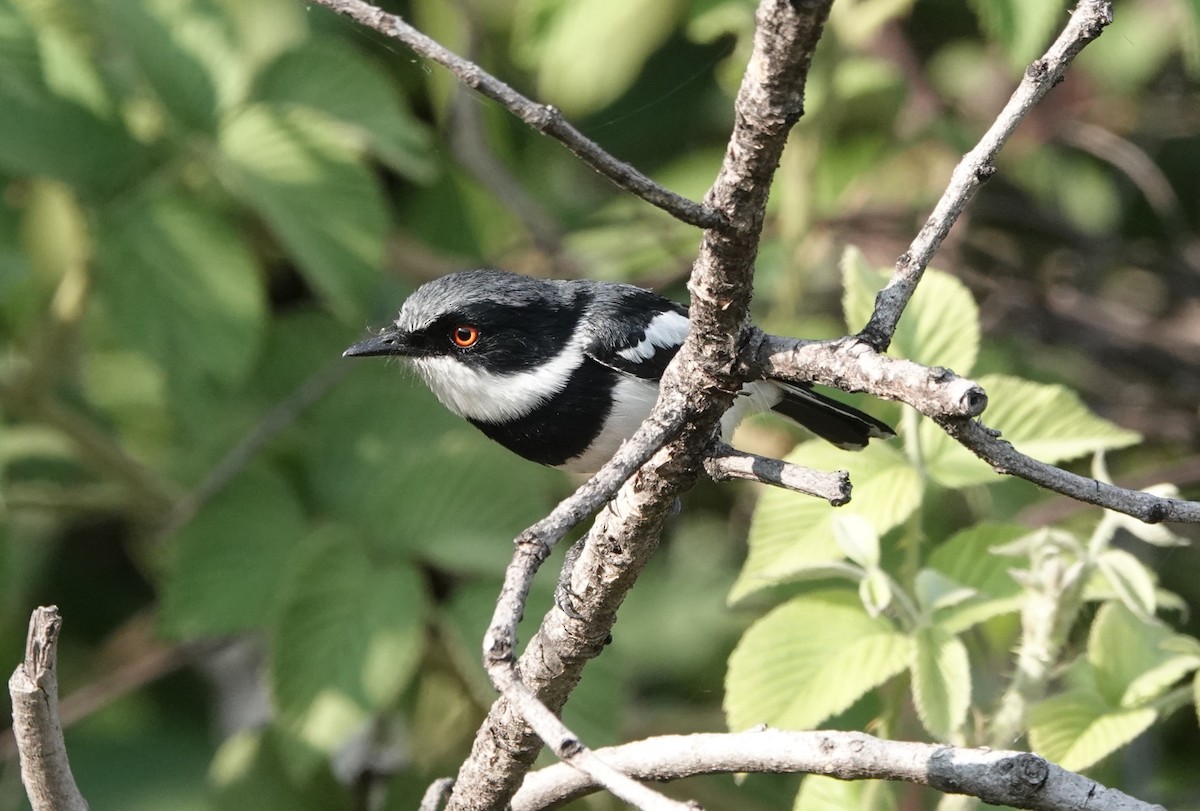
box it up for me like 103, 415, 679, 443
770, 382, 895, 450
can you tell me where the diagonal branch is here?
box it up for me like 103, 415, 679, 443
307, 0, 721, 230
858, 0, 1114, 350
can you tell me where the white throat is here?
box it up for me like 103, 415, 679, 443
410, 332, 588, 423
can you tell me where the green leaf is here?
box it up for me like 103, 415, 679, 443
1096, 548, 1157, 622
1089, 602, 1200, 708
210, 729, 347, 811
920, 375, 1142, 488
219, 104, 387, 320
271, 529, 426, 753
834, 514, 880, 569
732, 440, 922, 604
1028, 661, 1158, 772
516, 0, 687, 116
926, 523, 1027, 632
304, 366, 563, 573
910, 624, 971, 740
93, 192, 266, 394
967, 0, 1071, 70
106, 0, 236, 131
842, 247, 980, 373
858, 569, 893, 618
255, 39, 436, 183
725, 591, 911, 731
161, 465, 306, 637
795, 775, 895, 811
0, 71, 141, 192
913, 569, 975, 614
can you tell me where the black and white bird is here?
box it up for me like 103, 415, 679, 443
344, 269, 894, 473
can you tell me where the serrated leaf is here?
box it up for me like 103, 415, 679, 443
920, 375, 1141, 488
93, 192, 266, 395
1028, 668, 1157, 772
927, 523, 1027, 632
842, 247, 979, 373
732, 441, 922, 604
1089, 602, 1200, 708
161, 465, 306, 637
911, 624, 971, 740
1096, 548, 1157, 621
271, 530, 426, 753
255, 39, 436, 182
219, 104, 387, 320
725, 591, 911, 731
834, 513, 880, 568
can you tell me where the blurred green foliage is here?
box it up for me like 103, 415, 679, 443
0, 0, 1198, 809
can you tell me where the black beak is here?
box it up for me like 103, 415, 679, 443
343, 328, 414, 358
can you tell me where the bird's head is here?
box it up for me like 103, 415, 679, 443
343, 269, 586, 422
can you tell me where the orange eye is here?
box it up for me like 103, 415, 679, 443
451, 325, 480, 348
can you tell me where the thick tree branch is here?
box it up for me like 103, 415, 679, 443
446, 2, 837, 807
512, 730, 1165, 811
8, 607, 88, 811
858, 0, 1114, 349
307, 0, 721, 230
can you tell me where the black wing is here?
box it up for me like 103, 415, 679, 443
582, 286, 690, 382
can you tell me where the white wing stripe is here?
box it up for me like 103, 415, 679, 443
617, 310, 690, 363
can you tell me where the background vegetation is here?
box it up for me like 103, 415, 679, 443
1, 0, 1198, 808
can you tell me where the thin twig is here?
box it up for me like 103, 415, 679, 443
7, 607, 88, 811
939, 418, 1200, 523
704, 441, 851, 504
858, 0, 1115, 349
512, 729, 1165, 811
307, 0, 722, 230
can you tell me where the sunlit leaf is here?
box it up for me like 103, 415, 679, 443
926, 523, 1027, 632
732, 440, 922, 604
795, 774, 895, 811
911, 624, 971, 740
1028, 661, 1157, 772
1089, 602, 1200, 708
219, 104, 387, 320
255, 39, 436, 182
107, 0, 237, 131
516, 0, 687, 116
842, 248, 980, 373
1096, 548, 1157, 621
725, 591, 911, 731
